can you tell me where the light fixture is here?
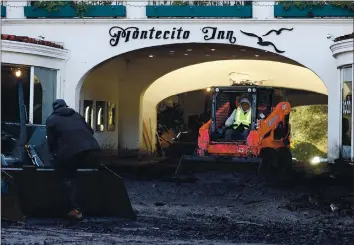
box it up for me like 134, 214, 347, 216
206, 87, 211, 92
205, 54, 210, 57
149, 54, 154, 58
310, 156, 327, 165
187, 49, 192, 52
210, 48, 216, 51
255, 54, 260, 57
15, 69, 22, 78
184, 53, 188, 56
169, 50, 174, 53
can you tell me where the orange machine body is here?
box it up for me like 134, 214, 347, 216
197, 100, 291, 158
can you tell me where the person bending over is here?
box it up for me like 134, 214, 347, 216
46, 99, 100, 221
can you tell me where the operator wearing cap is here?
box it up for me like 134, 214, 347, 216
224, 97, 252, 141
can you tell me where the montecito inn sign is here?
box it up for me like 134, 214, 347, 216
109, 26, 294, 53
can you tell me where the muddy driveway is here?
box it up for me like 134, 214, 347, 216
2, 170, 354, 245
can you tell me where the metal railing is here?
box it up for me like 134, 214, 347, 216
149, 1, 251, 6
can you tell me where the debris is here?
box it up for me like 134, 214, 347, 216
330, 203, 339, 212
154, 202, 166, 207
243, 200, 263, 205
233, 221, 264, 227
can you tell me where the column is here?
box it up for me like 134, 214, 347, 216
118, 79, 144, 150
126, 1, 148, 19
252, 1, 275, 20
5, 1, 27, 19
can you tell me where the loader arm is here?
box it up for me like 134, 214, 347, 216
257, 102, 291, 141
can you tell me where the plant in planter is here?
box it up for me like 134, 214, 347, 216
32, 1, 113, 17
278, 1, 354, 11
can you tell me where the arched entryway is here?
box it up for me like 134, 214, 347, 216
78, 42, 329, 156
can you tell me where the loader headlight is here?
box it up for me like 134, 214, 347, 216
311, 156, 321, 165
215, 88, 219, 92
310, 156, 327, 165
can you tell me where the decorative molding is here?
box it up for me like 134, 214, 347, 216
1, 18, 354, 25
330, 39, 354, 58
1, 40, 69, 60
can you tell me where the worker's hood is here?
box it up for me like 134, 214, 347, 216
239, 98, 251, 113
240, 98, 251, 106
53, 107, 76, 117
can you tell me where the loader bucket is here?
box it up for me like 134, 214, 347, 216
1, 170, 25, 222
1, 165, 136, 221
175, 154, 261, 176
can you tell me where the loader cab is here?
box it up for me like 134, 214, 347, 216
209, 85, 275, 142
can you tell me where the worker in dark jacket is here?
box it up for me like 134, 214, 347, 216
46, 99, 100, 221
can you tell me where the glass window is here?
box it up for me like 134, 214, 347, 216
341, 66, 353, 159
1, 64, 30, 123
83, 100, 94, 129
107, 101, 116, 131
95, 101, 106, 132
33, 67, 57, 124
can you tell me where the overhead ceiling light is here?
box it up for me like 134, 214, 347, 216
149, 54, 154, 58
184, 53, 188, 56
15, 69, 22, 78
210, 48, 216, 51
187, 49, 192, 52
255, 54, 260, 57
169, 50, 174, 53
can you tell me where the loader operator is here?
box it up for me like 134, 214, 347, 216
46, 99, 100, 221
224, 97, 252, 141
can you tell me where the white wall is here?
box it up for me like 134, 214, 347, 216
80, 58, 126, 149
2, 18, 353, 160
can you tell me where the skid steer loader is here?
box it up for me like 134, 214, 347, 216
175, 84, 293, 181
1, 77, 136, 222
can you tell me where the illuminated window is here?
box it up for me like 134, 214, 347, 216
83, 100, 94, 129
107, 101, 116, 131
95, 101, 106, 132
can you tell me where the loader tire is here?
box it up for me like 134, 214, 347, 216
276, 147, 293, 184
258, 148, 278, 181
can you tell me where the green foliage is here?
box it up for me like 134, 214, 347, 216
33, 1, 113, 17
157, 103, 186, 134
152, 1, 248, 6
290, 105, 328, 162
278, 1, 354, 11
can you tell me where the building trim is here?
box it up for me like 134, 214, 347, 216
330, 39, 354, 58
2, 18, 354, 25
1, 40, 69, 60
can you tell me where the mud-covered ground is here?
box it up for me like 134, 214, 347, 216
2, 165, 354, 245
